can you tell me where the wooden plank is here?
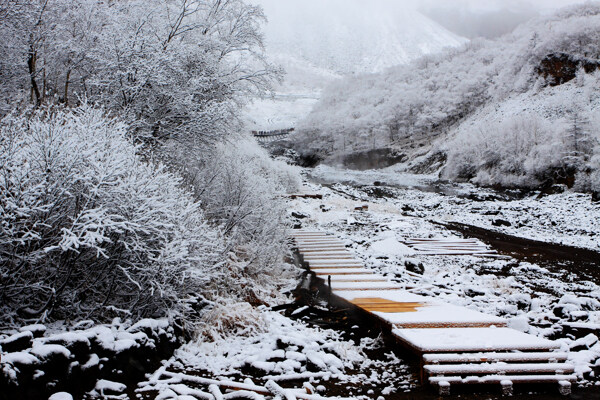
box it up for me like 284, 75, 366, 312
329, 281, 402, 290
300, 249, 348, 254
350, 299, 426, 313
298, 247, 347, 251
292, 235, 331, 238
325, 274, 385, 280
296, 241, 343, 245
303, 256, 355, 261
303, 256, 356, 261
393, 328, 560, 353
332, 287, 403, 291
429, 374, 577, 385
407, 238, 479, 243
424, 362, 575, 376
295, 239, 342, 243
301, 248, 349, 252
308, 260, 362, 265
310, 263, 364, 268
308, 259, 361, 264
296, 241, 344, 246
301, 251, 353, 255
329, 278, 389, 283
315, 271, 375, 276
423, 352, 569, 364
395, 322, 508, 329
314, 268, 373, 274
291, 233, 331, 237
289, 193, 323, 199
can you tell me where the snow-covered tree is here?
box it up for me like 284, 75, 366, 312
0, 0, 281, 144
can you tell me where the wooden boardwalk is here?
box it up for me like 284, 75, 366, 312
252, 128, 295, 142
404, 238, 501, 257
288, 186, 323, 200
290, 230, 576, 396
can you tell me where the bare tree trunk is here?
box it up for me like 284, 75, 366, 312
27, 0, 49, 107
64, 69, 71, 106
28, 43, 41, 106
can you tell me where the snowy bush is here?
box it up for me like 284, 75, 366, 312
443, 115, 567, 188
182, 138, 301, 303
0, 106, 224, 326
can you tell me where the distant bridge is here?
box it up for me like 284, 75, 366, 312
252, 128, 295, 142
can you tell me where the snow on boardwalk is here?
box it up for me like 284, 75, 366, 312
290, 230, 577, 396
404, 237, 501, 257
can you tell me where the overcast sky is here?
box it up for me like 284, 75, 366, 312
417, 0, 596, 38
256, 0, 596, 40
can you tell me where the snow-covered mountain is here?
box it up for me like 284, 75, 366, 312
245, 0, 467, 130
294, 4, 600, 192
258, 0, 467, 75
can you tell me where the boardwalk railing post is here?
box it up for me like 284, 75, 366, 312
328, 275, 332, 310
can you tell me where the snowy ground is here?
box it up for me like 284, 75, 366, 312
285, 172, 600, 394
130, 167, 600, 399
41, 167, 598, 399
134, 307, 414, 400
309, 165, 600, 251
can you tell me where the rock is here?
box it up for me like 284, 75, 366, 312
49, 392, 73, 400
537, 53, 600, 86
482, 210, 500, 216
492, 219, 511, 227
19, 324, 47, 338
43, 333, 91, 363
291, 211, 309, 219
593, 191, 600, 203
95, 379, 127, 396
0, 331, 34, 353
464, 288, 486, 297
553, 305, 568, 319
405, 259, 425, 275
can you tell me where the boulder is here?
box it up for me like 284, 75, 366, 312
0, 331, 33, 353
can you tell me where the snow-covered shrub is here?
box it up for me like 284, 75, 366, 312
200, 301, 267, 341
0, 106, 223, 326
184, 138, 301, 303
443, 115, 566, 188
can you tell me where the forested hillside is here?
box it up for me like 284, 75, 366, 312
296, 4, 600, 192
0, 0, 299, 328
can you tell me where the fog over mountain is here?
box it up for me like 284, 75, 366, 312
256, 0, 466, 75
420, 0, 592, 38
247, 0, 470, 129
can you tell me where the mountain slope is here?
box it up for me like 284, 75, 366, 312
258, 0, 467, 75
294, 4, 600, 192
244, 0, 467, 130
